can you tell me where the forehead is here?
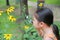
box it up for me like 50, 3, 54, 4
33, 16, 38, 21
33, 13, 39, 18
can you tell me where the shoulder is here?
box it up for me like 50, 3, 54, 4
43, 34, 56, 40
43, 37, 53, 40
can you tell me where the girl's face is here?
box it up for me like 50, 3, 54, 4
33, 16, 41, 29
33, 16, 44, 36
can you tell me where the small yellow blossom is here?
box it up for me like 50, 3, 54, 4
8, 15, 13, 20
11, 17, 16, 22
8, 15, 16, 22
0, 13, 2, 15
39, 3, 43, 7
0, 11, 3, 16
6, 6, 15, 15
4, 34, 12, 40
24, 26, 29, 30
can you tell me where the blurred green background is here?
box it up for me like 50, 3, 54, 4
0, 0, 60, 40
29, 0, 60, 5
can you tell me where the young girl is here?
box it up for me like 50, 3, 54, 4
33, 7, 60, 40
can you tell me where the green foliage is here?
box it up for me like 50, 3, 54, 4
45, 0, 60, 5
0, 8, 19, 40
19, 15, 42, 40
29, 0, 60, 5
0, 11, 60, 40
29, 0, 37, 2
0, 0, 60, 40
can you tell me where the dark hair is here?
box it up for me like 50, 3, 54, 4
35, 7, 53, 26
52, 24, 60, 40
34, 7, 60, 40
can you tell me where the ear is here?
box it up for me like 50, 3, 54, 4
39, 22, 44, 27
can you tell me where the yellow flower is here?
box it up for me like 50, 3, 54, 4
4, 34, 12, 40
8, 15, 16, 22
0, 13, 2, 15
0, 11, 3, 16
39, 3, 43, 7
24, 26, 29, 30
8, 15, 13, 20
11, 17, 16, 22
6, 8, 14, 15
6, 6, 15, 15
7, 8, 12, 12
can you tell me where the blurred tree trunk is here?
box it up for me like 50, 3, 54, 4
6, 0, 10, 6
23, 0, 29, 15
20, 0, 29, 19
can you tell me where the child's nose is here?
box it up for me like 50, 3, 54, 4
31, 20, 33, 24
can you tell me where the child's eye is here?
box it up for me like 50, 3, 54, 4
31, 19, 33, 23
31, 20, 33, 24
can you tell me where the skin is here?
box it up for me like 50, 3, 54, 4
33, 16, 44, 37
33, 16, 56, 40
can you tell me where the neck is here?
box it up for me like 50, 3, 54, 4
42, 25, 52, 34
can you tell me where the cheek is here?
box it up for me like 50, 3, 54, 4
33, 19, 40, 28
33, 21, 37, 27
33, 16, 41, 29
